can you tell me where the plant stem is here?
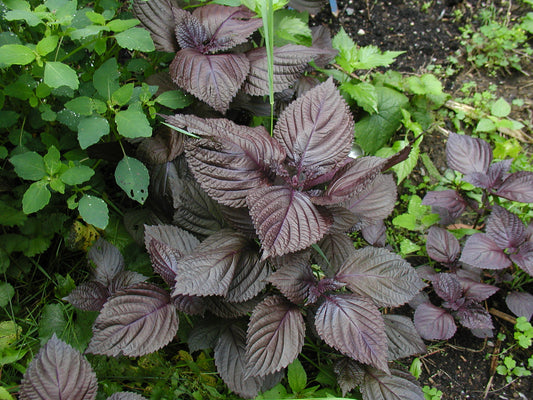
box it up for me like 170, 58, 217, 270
261, 0, 275, 136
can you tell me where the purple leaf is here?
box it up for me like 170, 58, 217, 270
86, 283, 178, 357
414, 302, 457, 340
137, 128, 184, 165
457, 302, 494, 331
343, 174, 397, 227
288, 0, 325, 14
248, 186, 332, 258
273, 78, 353, 175
172, 230, 249, 297
215, 324, 269, 398
172, 294, 206, 315
334, 358, 365, 397
19, 334, 98, 400
146, 239, 181, 286
108, 271, 147, 293
243, 45, 322, 96
361, 220, 387, 247
525, 220, 533, 241
433, 273, 462, 303
335, 247, 425, 307
246, 296, 305, 377
383, 315, 426, 361
459, 278, 499, 302
310, 25, 338, 68
88, 238, 124, 286
361, 368, 425, 400
225, 246, 270, 303
106, 393, 147, 400
426, 226, 460, 264
175, 114, 284, 207
64, 281, 110, 312
192, 5, 262, 52
188, 316, 232, 352
460, 233, 511, 269
172, 8, 207, 50
422, 189, 467, 225
315, 294, 388, 372
203, 296, 259, 318
415, 265, 438, 282
486, 159, 513, 187
496, 171, 533, 203
169, 49, 249, 113
463, 172, 491, 189
144, 224, 200, 256
219, 205, 257, 238
312, 157, 385, 206
510, 241, 533, 275
505, 291, 533, 320
132, 0, 178, 52
315, 234, 358, 276
485, 206, 526, 249
326, 205, 359, 234
267, 258, 317, 304
446, 132, 492, 175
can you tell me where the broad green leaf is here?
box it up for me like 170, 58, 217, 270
332, 27, 357, 74
0, 147, 7, 159
111, 83, 134, 106
400, 238, 421, 255
114, 27, 155, 52
70, 25, 109, 40
0, 111, 19, 128
273, 11, 312, 46
491, 97, 511, 118
78, 194, 109, 229
155, 90, 193, 109
287, 358, 307, 394
10, 151, 46, 180
115, 156, 149, 204
65, 96, 93, 116
85, 11, 106, 25
0, 386, 15, 400
0, 320, 22, 349
38, 304, 67, 343
77, 115, 110, 149
22, 181, 51, 214
44, 62, 79, 90
93, 58, 120, 100
407, 74, 443, 95
3, 0, 31, 11
353, 46, 404, 70
475, 117, 496, 133
0, 44, 36, 66
60, 165, 95, 185
407, 195, 427, 217
115, 108, 152, 138
36, 34, 59, 56
392, 213, 417, 230
355, 86, 408, 154
0, 202, 27, 226
49, 176, 65, 193
341, 82, 378, 114
0, 283, 15, 307
5, 10, 43, 26
43, 146, 61, 175
106, 18, 139, 32
0, 249, 8, 274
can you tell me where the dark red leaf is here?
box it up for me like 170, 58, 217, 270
457, 302, 494, 331
334, 358, 365, 397
426, 226, 460, 264
173, 294, 206, 315
144, 224, 200, 257
361, 367, 425, 400
422, 189, 467, 225
225, 246, 270, 303
459, 233, 511, 270
383, 315, 426, 361
315, 233, 358, 276
132, 0, 179, 52
433, 273, 462, 303
446, 132, 492, 175
88, 238, 124, 286
172, 8, 207, 49
459, 277, 499, 302
361, 220, 387, 247
64, 281, 110, 312
505, 291, 533, 321
510, 241, 533, 276
414, 302, 457, 340
203, 296, 259, 318
496, 171, 533, 203
267, 258, 317, 304
106, 393, 147, 400
485, 205, 526, 249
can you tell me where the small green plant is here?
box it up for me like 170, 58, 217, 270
422, 385, 443, 400
494, 319, 533, 383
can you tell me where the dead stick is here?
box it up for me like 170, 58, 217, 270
489, 308, 516, 325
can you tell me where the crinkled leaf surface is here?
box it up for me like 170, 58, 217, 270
225, 246, 270, 303
132, 0, 178, 52
169, 49, 249, 113
446, 132, 492, 175
511, 241, 533, 275
485, 205, 525, 249
496, 171, 533, 203
172, 230, 249, 297
433, 273, 462, 304
88, 238, 124, 286
414, 302, 456, 340
335, 247, 425, 307
144, 224, 200, 256
246, 296, 305, 377
19, 334, 98, 400
267, 258, 317, 304
248, 186, 331, 258
188, 316, 232, 352
315, 233, 358, 276
361, 367, 424, 400
426, 226, 460, 264
173, 8, 207, 49
203, 296, 258, 318
64, 281, 110, 312
505, 291, 533, 320
459, 278, 499, 302
457, 303, 494, 331
86, 283, 178, 357
422, 189, 467, 225
315, 294, 388, 372
334, 358, 365, 397
273, 78, 353, 175
146, 239, 182, 286
173, 294, 205, 315
460, 233, 511, 270
383, 314, 426, 361
106, 393, 147, 400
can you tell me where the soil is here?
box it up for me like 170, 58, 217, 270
310, 1, 533, 399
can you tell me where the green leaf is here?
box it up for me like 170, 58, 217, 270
22, 181, 51, 214
408, 195, 427, 217
392, 214, 417, 230
400, 238, 421, 255
38, 303, 67, 343
111, 83, 134, 106
341, 82, 378, 114
5, 10, 43, 26
115, 156, 149, 204
49, 176, 65, 193
77, 115, 110, 149
287, 358, 307, 394
353, 45, 404, 70
0, 283, 15, 308
0, 386, 15, 400
115, 107, 152, 138
0, 320, 22, 350
10, 151, 47, 181
65, 96, 94, 116
85, 11, 106, 25
407, 74, 443, 95
475, 117, 496, 133
0, 44, 36, 66
114, 27, 155, 52
0, 249, 8, 274
36, 34, 59, 56
106, 18, 139, 33
273, 11, 312, 46
491, 97, 511, 118
93, 58, 120, 100
43, 145, 61, 175
0, 147, 7, 159
0, 111, 19, 129
355, 86, 409, 154
0, 202, 27, 227
44, 61, 79, 90
332, 27, 357, 74
155, 90, 193, 109
78, 194, 109, 229
60, 165, 95, 185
